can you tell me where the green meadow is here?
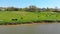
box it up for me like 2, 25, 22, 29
0, 11, 60, 24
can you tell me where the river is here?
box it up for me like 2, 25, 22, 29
0, 23, 60, 34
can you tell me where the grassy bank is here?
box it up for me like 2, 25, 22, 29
0, 11, 60, 25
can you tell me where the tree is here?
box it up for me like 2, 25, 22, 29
46, 7, 50, 11
28, 5, 39, 12
6, 7, 18, 11
18, 8, 23, 11
54, 7, 58, 12
41, 8, 46, 11
24, 7, 29, 11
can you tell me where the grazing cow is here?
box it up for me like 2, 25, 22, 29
12, 19, 18, 21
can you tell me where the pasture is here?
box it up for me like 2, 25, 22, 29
0, 11, 60, 24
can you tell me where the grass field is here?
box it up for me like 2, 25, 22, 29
0, 11, 60, 24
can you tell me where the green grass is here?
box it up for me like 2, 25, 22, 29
0, 11, 60, 24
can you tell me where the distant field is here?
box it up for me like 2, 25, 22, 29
0, 11, 60, 24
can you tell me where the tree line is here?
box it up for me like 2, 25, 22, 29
0, 5, 59, 12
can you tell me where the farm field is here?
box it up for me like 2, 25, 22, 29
0, 11, 60, 24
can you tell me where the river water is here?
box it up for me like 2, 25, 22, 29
0, 23, 60, 34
